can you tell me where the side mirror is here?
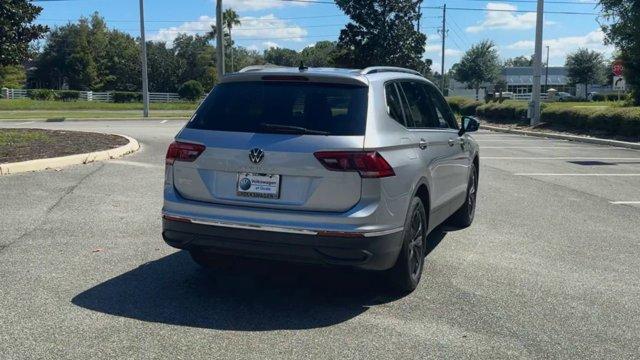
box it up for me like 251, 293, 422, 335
459, 116, 480, 136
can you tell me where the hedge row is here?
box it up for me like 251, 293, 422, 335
590, 93, 629, 102
541, 107, 640, 136
28, 89, 80, 101
446, 97, 482, 116
475, 101, 529, 124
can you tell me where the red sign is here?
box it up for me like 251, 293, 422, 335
612, 60, 624, 77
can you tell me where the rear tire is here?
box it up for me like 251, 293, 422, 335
449, 163, 478, 228
387, 197, 427, 293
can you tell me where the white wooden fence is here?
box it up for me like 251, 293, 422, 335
1, 88, 182, 103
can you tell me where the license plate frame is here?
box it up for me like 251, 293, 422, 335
236, 173, 281, 199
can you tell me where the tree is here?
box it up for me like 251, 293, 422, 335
264, 47, 299, 66
224, 9, 241, 72
334, 0, 427, 70
146, 41, 180, 92
173, 34, 217, 89
565, 48, 605, 99
178, 80, 204, 101
0, 65, 26, 88
452, 40, 501, 100
504, 55, 533, 67
0, 0, 48, 66
600, 0, 640, 105
300, 41, 339, 67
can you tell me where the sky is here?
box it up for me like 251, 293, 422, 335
33, 0, 612, 72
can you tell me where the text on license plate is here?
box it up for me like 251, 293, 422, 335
236, 173, 280, 199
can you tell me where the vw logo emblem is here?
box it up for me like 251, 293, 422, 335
249, 148, 264, 164
239, 177, 252, 190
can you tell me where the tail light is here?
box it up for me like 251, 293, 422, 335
314, 151, 395, 178
165, 141, 206, 165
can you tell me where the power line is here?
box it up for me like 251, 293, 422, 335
422, 6, 598, 15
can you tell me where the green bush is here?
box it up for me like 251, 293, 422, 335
541, 106, 640, 136
446, 97, 483, 116
56, 90, 80, 101
112, 91, 142, 103
28, 89, 55, 101
178, 80, 204, 101
475, 101, 529, 124
591, 93, 605, 101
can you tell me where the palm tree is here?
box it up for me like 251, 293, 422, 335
208, 9, 241, 72
224, 9, 241, 72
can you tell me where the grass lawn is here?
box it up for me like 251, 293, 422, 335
0, 99, 197, 120
0, 110, 193, 120
0, 99, 199, 111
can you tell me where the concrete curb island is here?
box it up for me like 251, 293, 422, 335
481, 124, 640, 150
0, 134, 140, 176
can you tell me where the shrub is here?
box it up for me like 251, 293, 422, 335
446, 97, 483, 116
28, 89, 55, 101
56, 90, 80, 101
112, 91, 142, 103
591, 93, 605, 101
178, 80, 204, 101
541, 106, 640, 136
475, 101, 529, 124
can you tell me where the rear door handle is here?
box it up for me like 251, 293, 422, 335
449, 138, 464, 147
419, 139, 428, 150
448, 138, 456, 147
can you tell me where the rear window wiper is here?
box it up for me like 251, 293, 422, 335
259, 123, 330, 135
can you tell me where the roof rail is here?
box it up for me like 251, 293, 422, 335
238, 64, 286, 73
360, 66, 422, 76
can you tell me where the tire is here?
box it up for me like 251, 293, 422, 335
387, 197, 427, 293
448, 163, 478, 228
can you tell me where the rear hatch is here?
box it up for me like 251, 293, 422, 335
171, 78, 369, 212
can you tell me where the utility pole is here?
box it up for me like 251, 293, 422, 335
440, 4, 446, 92
138, 0, 149, 118
215, 0, 225, 80
544, 45, 550, 90
530, 0, 544, 126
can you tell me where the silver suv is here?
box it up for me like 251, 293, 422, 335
162, 66, 479, 292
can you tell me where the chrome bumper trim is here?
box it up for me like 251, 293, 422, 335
163, 212, 403, 237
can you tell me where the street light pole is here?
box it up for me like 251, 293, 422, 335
544, 45, 550, 90
138, 0, 149, 118
215, 0, 225, 80
530, 0, 544, 126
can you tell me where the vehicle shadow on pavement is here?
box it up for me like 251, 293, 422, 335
72, 230, 447, 331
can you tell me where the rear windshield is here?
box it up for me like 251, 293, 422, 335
187, 81, 368, 135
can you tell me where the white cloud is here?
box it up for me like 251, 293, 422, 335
221, 0, 310, 11
149, 14, 307, 44
425, 44, 463, 57
263, 41, 280, 49
505, 29, 614, 62
465, 2, 552, 33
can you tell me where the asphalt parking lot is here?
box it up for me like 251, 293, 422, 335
1, 120, 639, 359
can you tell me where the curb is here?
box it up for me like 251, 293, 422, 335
0, 134, 140, 176
480, 124, 640, 150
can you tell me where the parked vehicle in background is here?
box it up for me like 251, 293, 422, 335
557, 92, 576, 101
162, 66, 480, 292
587, 91, 599, 101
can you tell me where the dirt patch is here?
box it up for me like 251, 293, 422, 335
0, 128, 129, 164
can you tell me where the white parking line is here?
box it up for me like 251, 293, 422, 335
515, 173, 640, 176
14, 121, 35, 125
484, 157, 640, 160
610, 201, 640, 205
160, 120, 168, 124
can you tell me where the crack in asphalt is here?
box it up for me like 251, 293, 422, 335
2, 163, 105, 251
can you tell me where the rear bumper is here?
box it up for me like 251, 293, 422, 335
162, 218, 404, 270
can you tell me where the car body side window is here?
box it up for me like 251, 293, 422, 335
425, 86, 459, 129
399, 82, 440, 129
385, 82, 406, 127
